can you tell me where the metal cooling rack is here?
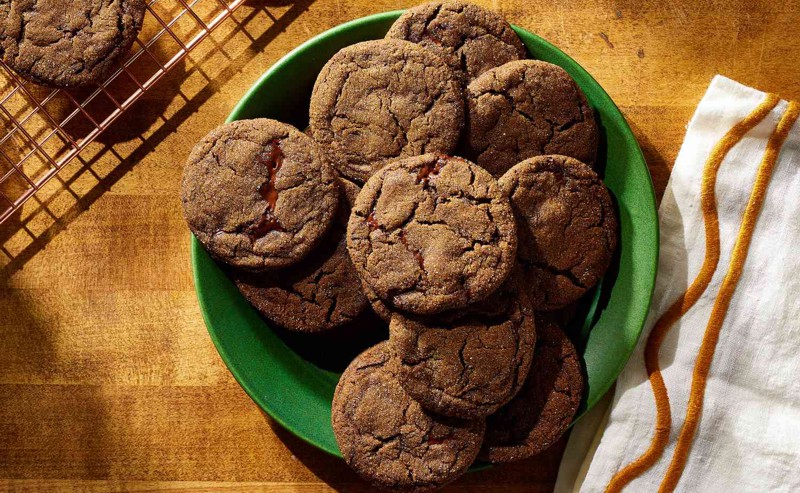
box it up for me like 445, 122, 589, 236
0, 0, 245, 225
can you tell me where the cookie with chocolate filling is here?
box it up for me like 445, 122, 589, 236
182, 119, 339, 271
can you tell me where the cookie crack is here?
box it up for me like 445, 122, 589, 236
354, 360, 387, 373
16, 4, 33, 48
406, 86, 453, 152
474, 73, 588, 157
418, 4, 444, 41
332, 68, 358, 117
384, 94, 409, 150
526, 259, 588, 290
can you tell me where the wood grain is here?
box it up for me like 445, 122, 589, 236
2, 0, 799, 491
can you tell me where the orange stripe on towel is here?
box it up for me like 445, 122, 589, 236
658, 100, 800, 492
604, 94, 780, 493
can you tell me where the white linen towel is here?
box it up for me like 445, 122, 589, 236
557, 75, 800, 492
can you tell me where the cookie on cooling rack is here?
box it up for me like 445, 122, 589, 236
0, 0, 147, 88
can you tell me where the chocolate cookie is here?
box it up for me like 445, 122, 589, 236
499, 155, 617, 310
465, 60, 599, 177
181, 119, 339, 272
0, 0, 146, 87
233, 179, 368, 332
309, 39, 464, 184
347, 154, 517, 315
386, 1, 527, 81
390, 271, 536, 418
332, 342, 485, 492
480, 317, 584, 462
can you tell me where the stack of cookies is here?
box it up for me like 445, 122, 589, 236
180, 2, 619, 491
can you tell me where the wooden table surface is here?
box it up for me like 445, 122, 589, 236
2, 0, 799, 491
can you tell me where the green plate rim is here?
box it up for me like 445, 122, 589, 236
193, 10, 659, 459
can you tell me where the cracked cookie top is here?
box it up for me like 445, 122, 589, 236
309, 39, 464, 184
232, 178, 368, 332
465, 59, 599, 177
332, 342, 485, 492
389, 270, 536, 419
386, 1, 527, 81
181, 119, 339, 272
347, 154, 517, 315
499, 155, 617, 310
480, 317, 583, 462
0, 0, 146, 87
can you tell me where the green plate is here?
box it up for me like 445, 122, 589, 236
192, 11, 659, 458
